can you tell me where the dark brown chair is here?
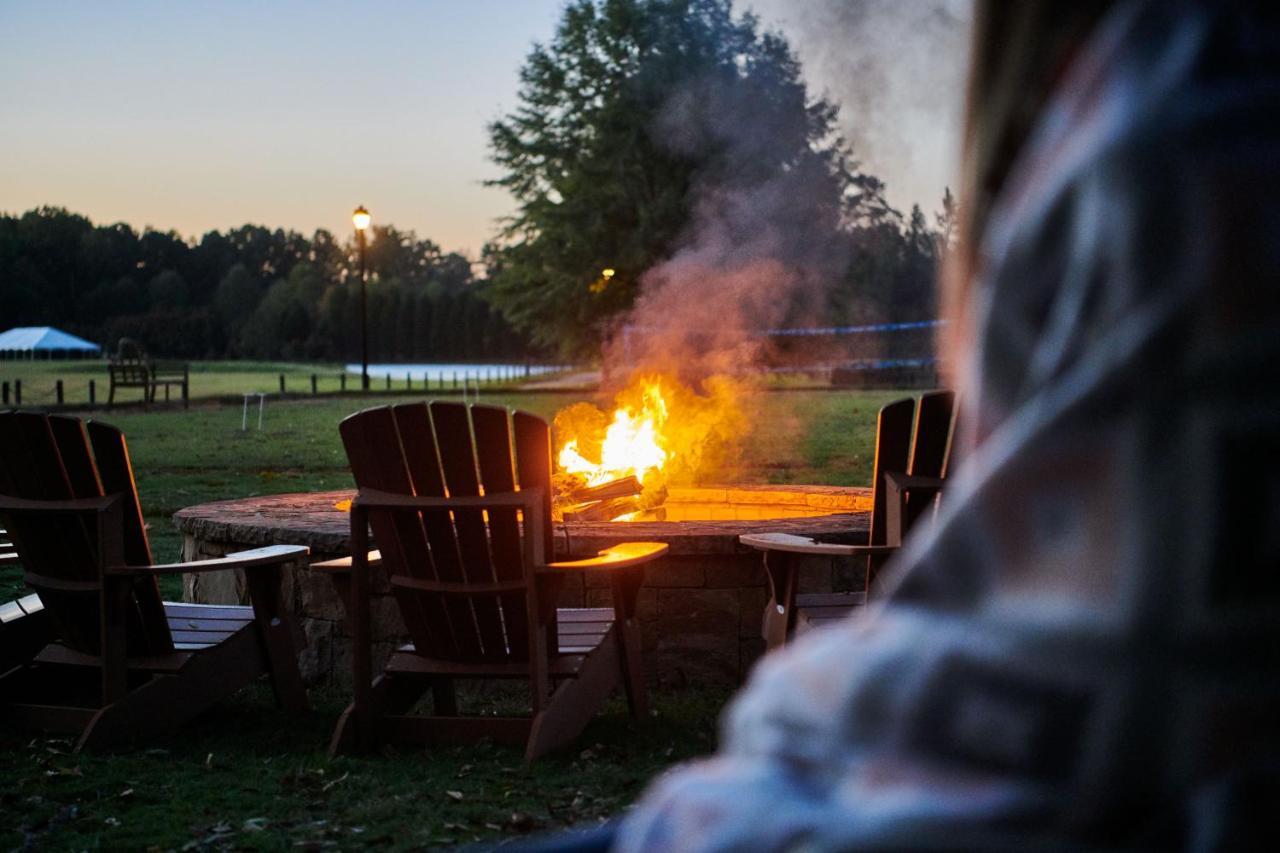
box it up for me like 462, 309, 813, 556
0, 412, 308, 751
317, 401, 668, 761
741, 390, 958, 648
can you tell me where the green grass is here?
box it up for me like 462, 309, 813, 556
0, 684, 730, 851
0, 385, 914, 847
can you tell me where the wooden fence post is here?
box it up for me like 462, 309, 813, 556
14, 380, 20, 406
2, 381, 8, 405
89, 379, 96, 406
56, 380, 64, 405
311, 374, 318, 395
279, 374, 286, 394
406, 372, 412, 390
385, 374, 391, 391
340, 374, 347, 392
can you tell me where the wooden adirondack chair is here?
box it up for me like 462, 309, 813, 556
317, 401, 668, 761
741, 390, 958, 649
0, 412, 309, 751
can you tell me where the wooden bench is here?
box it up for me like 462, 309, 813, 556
108, 359, 188, 408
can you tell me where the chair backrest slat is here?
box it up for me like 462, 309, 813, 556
471, 405, 530, 660
0, 412, 172, 656
512, 412, 553, 565
904, 390, 957, 530
48, 416, 103, 498
868, 398, 916, 548
429, 402, 510, 660
78, 419, 171, 654
390, 403, 468, 659
85, 422, 153, 569
339, 406, 447, 658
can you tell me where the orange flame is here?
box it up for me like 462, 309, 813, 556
558, 380, 669, 486
553, 372, 747, 511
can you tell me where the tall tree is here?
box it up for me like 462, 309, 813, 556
486, 0, 851, 356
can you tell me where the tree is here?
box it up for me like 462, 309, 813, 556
213, 263, 263, 337
485, 0, 851, 356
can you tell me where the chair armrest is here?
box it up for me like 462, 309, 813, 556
0, 493, 122, 514
542, 541, 668, 572
105, 544, 309, 576
882, 472, 945, 491
310, 550, 382, 574
738, 532, 898, 557
882, 471, 946, 546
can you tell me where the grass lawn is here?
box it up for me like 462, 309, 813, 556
0, 385, 909, 849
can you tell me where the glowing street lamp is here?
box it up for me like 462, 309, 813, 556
353, 205, 371, 390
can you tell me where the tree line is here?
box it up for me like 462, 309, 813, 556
0, 208, 531, 361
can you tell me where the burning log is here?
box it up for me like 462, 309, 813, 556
562, 496, 643, 523
562, 475, 642, 503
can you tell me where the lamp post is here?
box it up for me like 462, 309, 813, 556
352, 205, 371, 390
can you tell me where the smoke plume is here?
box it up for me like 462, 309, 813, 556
607, 67, 850, 381
748, 0, 971, 216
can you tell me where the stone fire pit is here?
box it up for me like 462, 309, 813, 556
174, 484, 871, 685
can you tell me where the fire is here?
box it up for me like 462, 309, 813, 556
558, 381, 669, 486
552, 372, 747, 520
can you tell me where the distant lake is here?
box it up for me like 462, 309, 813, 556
345, 363, 569, 382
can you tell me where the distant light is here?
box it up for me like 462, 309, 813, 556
352, 205, 371, 232
602, 268, 615, 278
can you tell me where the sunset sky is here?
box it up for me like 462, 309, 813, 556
1, 0, 966, 258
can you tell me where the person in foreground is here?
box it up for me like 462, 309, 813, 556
611, 1, 1280, 850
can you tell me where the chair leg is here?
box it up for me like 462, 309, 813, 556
610, 572, 648, 718
328, 673, 429, 756
525, 630, 623, 761
245, 565, 308, 713
762, 552, 799, 650
616, 618, 648, 718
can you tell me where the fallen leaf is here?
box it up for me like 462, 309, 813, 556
320, 771, 349, 793
446, 790, 464, 801
243, 817, 269, 832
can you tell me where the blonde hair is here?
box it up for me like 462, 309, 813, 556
942, 1, 1115, 382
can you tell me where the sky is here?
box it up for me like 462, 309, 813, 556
0, 0, 967, 258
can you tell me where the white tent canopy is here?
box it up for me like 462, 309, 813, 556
0, 326, 101, 358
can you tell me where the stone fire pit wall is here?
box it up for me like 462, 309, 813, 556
175, 486, 872, 686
